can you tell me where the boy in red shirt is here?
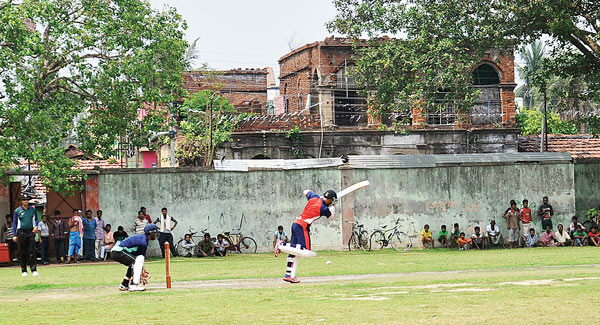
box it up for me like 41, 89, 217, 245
588, 226, 600, 247
520, 199, 532, 236
457, 232, 472, 250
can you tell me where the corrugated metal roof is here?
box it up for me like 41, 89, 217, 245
214, 158, 343, 171
213, 153, 571, 171
347, 152, 572, 169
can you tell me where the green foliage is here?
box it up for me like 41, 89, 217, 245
0, 0, 188, 192
175, 90, 241, 167
516, 108, 578, 136
285, 125, 302, 159
329, 0, 600, 130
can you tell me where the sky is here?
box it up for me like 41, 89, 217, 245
148, 0, 340, 76
147, 1, 523, 87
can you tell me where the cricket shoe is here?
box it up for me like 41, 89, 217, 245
128, 284, 146, 292
118, 284, 129, 291
21, 272, 28, 277
32, 271, 39, 276
282, 276, 300, 283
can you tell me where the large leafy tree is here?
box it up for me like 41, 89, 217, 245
0, 0, 187, 191
516, 41, 546, 110
329, 0, 600, 129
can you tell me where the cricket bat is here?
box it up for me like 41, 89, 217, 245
337, 180, 370, 199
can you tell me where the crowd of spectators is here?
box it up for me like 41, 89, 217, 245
421, 196, 600, 250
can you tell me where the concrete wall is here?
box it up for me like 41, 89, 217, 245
349, 163, 575, 238
574, 162, 600, 217
95, 161, 575, 256
97, 169, 341, 256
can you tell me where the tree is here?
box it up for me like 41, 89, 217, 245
0, 0, 188, 191
329, 0, 600, 129
516, 41, 546, 110
175, 90, 239, 167
516, 108, 577, 136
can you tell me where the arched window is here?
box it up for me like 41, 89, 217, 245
252, 154, 270, 159
472, 64, 500, 85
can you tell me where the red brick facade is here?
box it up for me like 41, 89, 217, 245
272, 37, 517, 132
183, 69, 268, 114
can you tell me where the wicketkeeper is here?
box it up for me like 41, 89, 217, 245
283, 189, 336, 283
111, 224, 158, 291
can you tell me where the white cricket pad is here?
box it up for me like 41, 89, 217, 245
132, 255, 145, 285
337, 180, 370, 199
278, 243, 317, 258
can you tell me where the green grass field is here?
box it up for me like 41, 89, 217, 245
2, 247, 600, 324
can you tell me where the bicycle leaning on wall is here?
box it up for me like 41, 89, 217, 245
369, 218, 412, 252
346, 220, 369, 251
221, 215, 257, 254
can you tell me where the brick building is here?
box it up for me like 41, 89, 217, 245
183, 68, 269, 114
277, 36, 516, 128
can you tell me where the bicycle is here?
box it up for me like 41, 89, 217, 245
582, 207, 599, 233
369, 218, 412, 251
221, 215, 257, 254
346, 220, 369, 251
174, 227, 211, 257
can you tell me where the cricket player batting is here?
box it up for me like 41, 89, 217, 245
111, 224, 158, 291
283, 189, 336, 283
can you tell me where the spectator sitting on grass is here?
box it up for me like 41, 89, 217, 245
471, 226, 485, 250
450, 223, 460, 248
523, 228, 539, 248
569, 216, 584, 235
486, 219, 505, 248
554, 224, 571, 247
572, 225, 587, 247
197, 233, 214, 257
457, 232, 471, 250
214, 234, 230, 257
438, 225, 448, 248
181, 234, 195, 257
420, 224, 434, 249
587, 226, 600, 247
539, 225, 556, 247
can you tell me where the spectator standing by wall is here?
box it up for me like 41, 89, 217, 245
94, 210, 105, 260
154, 207, 178, 258
502, 200, 521, 249
134, 211, 148, 235
1, 214, 16, 263
12, 195, 39, 276
538, 196, 554, 230
50, 210, 67, 263
82, 210, 97, 261
141, 207, 152, 223
520, 199, 533, 236
38, 214, 50, 265
67, 209, 83, 264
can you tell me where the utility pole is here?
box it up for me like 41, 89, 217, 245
207, 91, 219, 166
540, 89, 547, 152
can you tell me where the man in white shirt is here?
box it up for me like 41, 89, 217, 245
554, 224, 571, 246
486, 219, 505, 248
153, 207, 178, 258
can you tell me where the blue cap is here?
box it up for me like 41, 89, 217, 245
144, 224, 158, 235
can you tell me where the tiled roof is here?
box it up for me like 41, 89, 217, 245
519, 135, 600, 159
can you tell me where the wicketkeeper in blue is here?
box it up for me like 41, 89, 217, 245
111, 224, 158, 291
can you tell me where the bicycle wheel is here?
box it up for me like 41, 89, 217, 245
369, 230, 385, 251
390, 231, 412, 251
359, 230, 370, 251
348, 232, 360, 251
239, 237, 257, 254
